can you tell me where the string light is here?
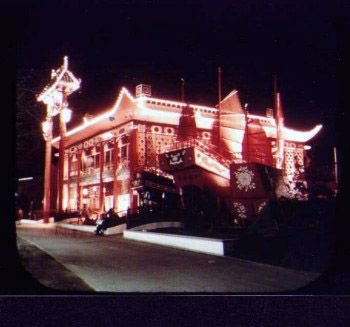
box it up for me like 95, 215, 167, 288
282, 125, 322, 142
37, 56, 81, 106
52, 86, 322, 146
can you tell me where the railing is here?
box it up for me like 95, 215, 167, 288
125, 205, 182, 229
138, 165, 174, 179
103, 163, 114, 173
80, 167, 100, 177
161, 138, 272, 168
71, 164, 115, 178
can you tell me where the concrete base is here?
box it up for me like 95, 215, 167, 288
17, 219, 45, 224
129, 221, 183, 231
105, 223, 126, 235
123, 230, 235, 256
56, 221, 126, 235
16, 220, 56, 229
56, 223, 96, 233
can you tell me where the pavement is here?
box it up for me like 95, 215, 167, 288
16, 224, 320, 293
17, 237, 93, 292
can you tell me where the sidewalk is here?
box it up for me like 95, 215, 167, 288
16, 237, 94, 293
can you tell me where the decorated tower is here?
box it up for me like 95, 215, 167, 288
37, 56, 81, 221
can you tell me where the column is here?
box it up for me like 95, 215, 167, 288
58, 108, 67, 211
77, 151, 82, 211
67, 154, 71, 210
99, 142, 105, 213
129, 129, 138, 210
43, 118, 53, 223
113, 137, 118, 210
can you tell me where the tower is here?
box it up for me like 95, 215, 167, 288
37, 56, 81, 220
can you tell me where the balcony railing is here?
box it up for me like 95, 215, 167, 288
160, 137, 272, 168
80, 167, 100, 177
65, 163, 115, 180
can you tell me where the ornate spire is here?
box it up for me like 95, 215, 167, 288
37, 56, 81, 113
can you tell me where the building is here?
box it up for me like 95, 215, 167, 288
39, 60, 322, 226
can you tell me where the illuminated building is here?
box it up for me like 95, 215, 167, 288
39, 59, 322, 225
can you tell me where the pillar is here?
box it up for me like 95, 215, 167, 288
67, 154, 71, 210
113, 137, 118, 210
58, 109, 67, 212
77, 151, 82, 211
43, 118, 53, 223
99, 142, 105, 213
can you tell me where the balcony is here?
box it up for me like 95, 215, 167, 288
64, 163, 116, 183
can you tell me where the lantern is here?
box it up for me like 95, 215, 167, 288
62, 107, 72, 123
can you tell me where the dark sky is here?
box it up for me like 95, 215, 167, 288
16, 1, 338, 175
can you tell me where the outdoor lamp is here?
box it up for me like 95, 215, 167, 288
41, 119, 52, 140
62, 107, 72, 123
42, 120, 50, 135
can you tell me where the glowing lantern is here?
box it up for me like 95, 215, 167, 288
82, 188, 88, 196
41, 120, 51, 135
62, 107, 72, 123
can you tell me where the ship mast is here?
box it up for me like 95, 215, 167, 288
274, 76, 285, 170
218, 67, 222, 151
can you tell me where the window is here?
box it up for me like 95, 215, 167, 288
119, 146, 128, 160
70, 160, 78, 176
82, 152, 100, 171
165, 127, 174, 134
152, 126, 162, 134
202, 132, 210, 139
104, 148, 115, 165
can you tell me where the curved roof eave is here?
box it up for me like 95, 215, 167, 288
51, 87, 135, 146
282, 124, 323, 142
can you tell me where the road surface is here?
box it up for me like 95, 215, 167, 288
17, 225, 319, 293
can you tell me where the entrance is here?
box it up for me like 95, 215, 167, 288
81, 185, 100, 218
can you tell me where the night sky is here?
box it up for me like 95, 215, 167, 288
16, 1, 338, 176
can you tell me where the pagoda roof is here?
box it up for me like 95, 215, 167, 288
37, 56, 81, 104
51, 86, 322, 148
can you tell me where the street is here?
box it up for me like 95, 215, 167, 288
17, 226, 319, 293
